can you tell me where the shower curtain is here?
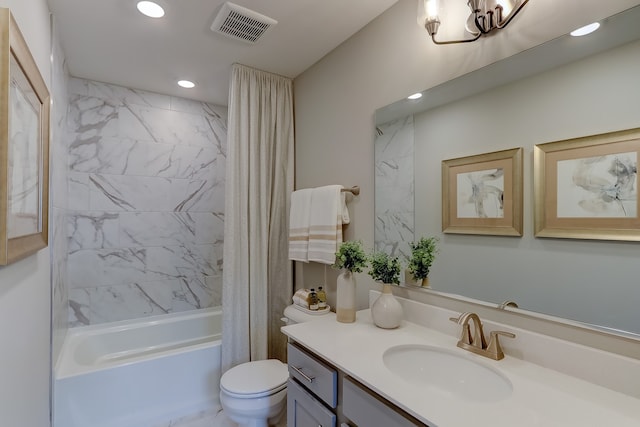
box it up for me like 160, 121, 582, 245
221, 64, 294, 372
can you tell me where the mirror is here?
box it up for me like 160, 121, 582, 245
374, 5, 640, 337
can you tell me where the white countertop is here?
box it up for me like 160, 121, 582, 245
281, 309, 640, 427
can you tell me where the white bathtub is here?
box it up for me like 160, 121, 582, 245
54, 308, 222, 427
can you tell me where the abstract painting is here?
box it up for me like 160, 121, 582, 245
442, 148, 522, 236
535, 128, 640, 241
456, 168, 505, 218
557, 153, 637, 218
0, 8, 50, 265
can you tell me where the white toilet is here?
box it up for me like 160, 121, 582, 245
219, 304, 334, 427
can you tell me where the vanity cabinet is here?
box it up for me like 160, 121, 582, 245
287, 342, 428, 427
287, 342, 338, 427
342, 377, 424, 427
287, 378, 337, 427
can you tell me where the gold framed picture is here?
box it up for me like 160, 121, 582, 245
0, 9, 50, 265
442, 147, 523, 236
534, 128, 640, 241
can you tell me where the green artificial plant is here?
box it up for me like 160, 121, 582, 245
333, 240, 367, 273
407, 237, 439, 281
368, 251, 401, 285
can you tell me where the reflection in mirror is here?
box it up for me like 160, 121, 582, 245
374, 5, 640, 337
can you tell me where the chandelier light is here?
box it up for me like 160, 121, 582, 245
417, 0, 529, 45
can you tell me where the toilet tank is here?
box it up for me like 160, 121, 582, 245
282, 304, 335, 325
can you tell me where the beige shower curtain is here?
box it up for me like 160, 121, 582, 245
221, 64, 294, 372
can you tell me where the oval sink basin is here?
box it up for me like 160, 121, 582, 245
382, 344, 512, 403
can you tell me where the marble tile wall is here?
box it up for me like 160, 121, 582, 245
51, 23, 70, 364
66, 78, 227, 326
374, 115, 415, 260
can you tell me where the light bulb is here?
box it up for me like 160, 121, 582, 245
417, 0, 427, 26
418, 0, 439, 26
426, 0, 439, 20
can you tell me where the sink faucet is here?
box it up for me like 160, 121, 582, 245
449, 312, 515, 360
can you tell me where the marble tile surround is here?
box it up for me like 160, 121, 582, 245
374, 115, 415, 260
67, 78, 227, 326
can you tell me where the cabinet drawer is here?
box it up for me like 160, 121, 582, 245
343, 377, 427, 427
288, 343, 338, 408
287, 378, 336, 427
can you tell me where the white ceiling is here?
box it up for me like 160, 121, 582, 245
47, 0, 399, 106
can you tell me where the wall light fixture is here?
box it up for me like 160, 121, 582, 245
417, 0, 529, 45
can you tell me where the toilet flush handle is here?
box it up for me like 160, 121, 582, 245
291, 365, 315, 383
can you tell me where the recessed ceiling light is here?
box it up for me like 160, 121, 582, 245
178, 80, 195, 89
570, 22, 600, 37
407, 93, 423, 100
137, 1, 165, 18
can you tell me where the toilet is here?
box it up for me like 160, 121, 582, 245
219, 304, 334, 427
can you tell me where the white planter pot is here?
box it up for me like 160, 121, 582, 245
371, 284, 403, 329
336, 270, 356, 323
404, 269, 429, 287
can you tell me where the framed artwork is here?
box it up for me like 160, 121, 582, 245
442, 147, 523, 236
534, 128, 640, 241
0, 9, 50, 265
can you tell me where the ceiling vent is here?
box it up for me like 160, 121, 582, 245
210, 2, 277, 44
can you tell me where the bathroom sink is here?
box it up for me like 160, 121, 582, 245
382, 344, 512, 403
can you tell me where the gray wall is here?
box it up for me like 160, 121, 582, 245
293, 0, 640, 316
413, 40, 640, 334
51, 16, 71, 366
0, 0, 53, 425
66, 78, 227, 326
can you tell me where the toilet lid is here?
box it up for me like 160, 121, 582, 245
221, 359, 288, 397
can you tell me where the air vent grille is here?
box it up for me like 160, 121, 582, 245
211, 2, 277, 44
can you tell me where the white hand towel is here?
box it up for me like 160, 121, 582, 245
308, 185, 347, 265
288, 188, 313, 262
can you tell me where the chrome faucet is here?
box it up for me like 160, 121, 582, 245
449, 312, 515, 360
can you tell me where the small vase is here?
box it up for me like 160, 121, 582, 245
371, 284, 403, 329
336, 270, 356, 323
404, 269, 428, 287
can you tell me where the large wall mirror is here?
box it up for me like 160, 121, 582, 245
374, 5, 640, 338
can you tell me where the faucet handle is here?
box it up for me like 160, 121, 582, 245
486, 330, 516, 360
449, 313, 473, 345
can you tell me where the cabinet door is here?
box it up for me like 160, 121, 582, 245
343, 377, 428, 427
287, 378, 336, 427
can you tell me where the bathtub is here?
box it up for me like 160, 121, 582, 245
54, 308, 222, 427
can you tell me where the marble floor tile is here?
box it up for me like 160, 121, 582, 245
151, 409, 236, 427
150, 408, 287, 427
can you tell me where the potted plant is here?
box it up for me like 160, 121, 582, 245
368, 251, 401, 285
367, 251, 403, 329
333, 241, 367, 323
406, 237, 438, 287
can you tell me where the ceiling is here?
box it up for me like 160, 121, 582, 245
47, 0, 398, 106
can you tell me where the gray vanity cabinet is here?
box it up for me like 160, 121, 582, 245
342, 377, 424, 427
287, 343, 338, 427
287, 342, 429, 427
287, 378, 336, 427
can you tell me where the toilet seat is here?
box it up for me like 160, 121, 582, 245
220, 359, 288, 399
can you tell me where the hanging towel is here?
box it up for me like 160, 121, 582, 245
288, 188, 313, 262
308, 185, 349, 265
